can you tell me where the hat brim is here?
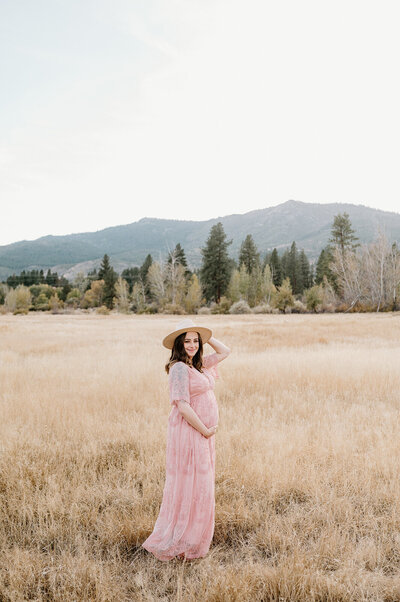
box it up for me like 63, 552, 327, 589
162, 326, 212, 349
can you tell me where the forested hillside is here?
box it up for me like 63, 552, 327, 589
1, 200, 399, 279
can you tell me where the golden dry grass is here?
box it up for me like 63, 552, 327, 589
1, 312, 400, 601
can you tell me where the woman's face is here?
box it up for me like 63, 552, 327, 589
183, 331, 199, 359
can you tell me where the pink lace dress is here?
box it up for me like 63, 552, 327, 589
142, 353, 219, 561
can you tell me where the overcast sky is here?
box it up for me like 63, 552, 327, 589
1, 0, 399, 246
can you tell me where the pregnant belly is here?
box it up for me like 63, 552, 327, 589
192, 391, 219, 428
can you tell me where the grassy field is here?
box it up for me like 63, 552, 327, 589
1, 312, 400, 601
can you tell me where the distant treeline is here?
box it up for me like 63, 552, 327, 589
6, 269, 67, 288
1, 213, 399, 314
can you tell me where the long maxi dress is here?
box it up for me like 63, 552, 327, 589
142, 353, 219, 561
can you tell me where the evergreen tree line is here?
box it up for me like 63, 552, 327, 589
1, 213, 400, 314
6, 269, 66, 288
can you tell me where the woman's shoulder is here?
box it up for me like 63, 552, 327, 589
169, 361, 189, 374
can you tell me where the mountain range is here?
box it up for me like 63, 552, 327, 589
1, 200, 400, 280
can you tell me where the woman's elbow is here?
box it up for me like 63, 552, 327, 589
176, 400, 189, 414
218, 347, 231, 362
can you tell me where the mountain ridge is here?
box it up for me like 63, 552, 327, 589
1, 200, 399, 280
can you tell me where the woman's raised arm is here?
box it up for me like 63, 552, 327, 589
207, 336, 230, 363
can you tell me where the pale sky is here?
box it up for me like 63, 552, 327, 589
1, 0, 399, 246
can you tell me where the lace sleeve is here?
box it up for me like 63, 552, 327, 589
169, 362, 190, 406
202, 353, 219, 379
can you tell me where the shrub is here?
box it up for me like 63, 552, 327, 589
197, 306, 211, 315
30, 284, 53, 302
252, 303, 272, 314
96, 305, 110, 315
114, 277, 130, 313
82, 280, 105, 309
292, 300, 307, 313
66, 288, 82, 308
34, 292, 50, 311
229, 300, 251, 314
274, 278, 294, 313
210, 302, 218, 313
162, 303, 186, 315
4, 289, 17, 313
210, 296, 231, 314
131, 282, 146, 313
139, 303, 158, 314
6, 285, 31, 314
305, 285, 324, 313
0, 283, 9, 305
81, 289, 95, 309
49, 294, 63, 314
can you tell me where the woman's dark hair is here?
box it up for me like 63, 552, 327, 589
165, 332, 203, 374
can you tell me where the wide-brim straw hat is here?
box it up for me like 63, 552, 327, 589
162, 318, 212, 350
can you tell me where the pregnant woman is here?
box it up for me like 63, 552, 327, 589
142, 318, 230, 561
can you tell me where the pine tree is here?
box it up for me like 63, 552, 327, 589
167, 243, 187, 268
200, 222, 232, 303
59, 282, 72, 302
315, 246, 336, 287
248, 264, 263, 307
99, 254, 117, 309
98, 254, 111, 280
140, 254, 153, 300
44, 269, 58, 286
309, 263, 315, 287
6, 274, 18, 288
299, 249, 311, 290
167, 243, 191, 281
87, 268, 98, 279
104, 270, 117, 309
315, 248, 326, 285
85, 268, 98, 291
280, 249, 289, 282
329, 212, 359, 256
263, 251, 271, 270
286, 242, 303, 295
268, 249, 282, 287
140, 254, 153, 283
238, 234, 260, 273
